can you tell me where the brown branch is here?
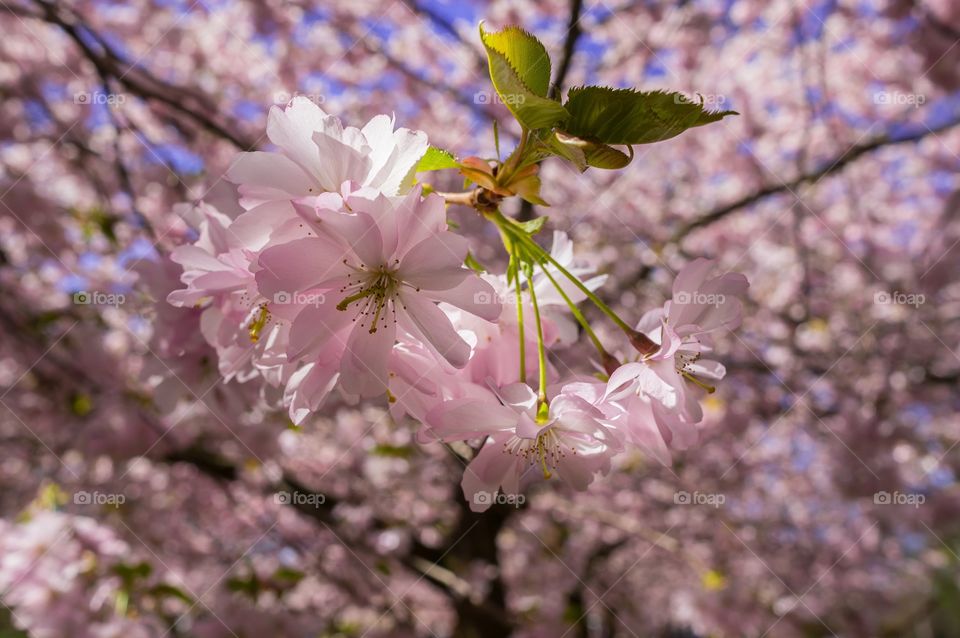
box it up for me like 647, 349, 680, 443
172, 448, 514, 635
549, 0, 585, 99
30, 0, 258, 150
670, 112, 960, 242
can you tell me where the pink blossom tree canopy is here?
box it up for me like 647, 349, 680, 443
0, 0, 959, 636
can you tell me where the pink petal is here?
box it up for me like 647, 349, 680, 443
461, 438, 520, 513
495, 382, 538, 414
287, 302, 352, 361
256, 237, 349, 298
344, 192, 399, 258
605, 362, 647, 400
284, 361, 339, 425
315, 211, 384, 269
400, 291, 471, 368
425, 398, 518, 440
339, 319, 396, 397
229, 201, 297, 250
170, 245, 227, 272
396, 190, 447, 253
427, 275, 502, 321
399, 232, 470, 289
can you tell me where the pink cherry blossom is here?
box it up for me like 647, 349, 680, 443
607, 258, 749, 448
426, 382, 623, 512
228, 96, 428, 198
166, 201, 285, 382
257, 186, 501, 398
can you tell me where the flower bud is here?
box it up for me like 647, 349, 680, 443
628, 329, 659, 357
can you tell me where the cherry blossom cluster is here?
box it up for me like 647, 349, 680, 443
168, 97, 749, 510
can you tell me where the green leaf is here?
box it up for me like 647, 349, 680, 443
273, 567, 306, 584
71, 393, 93, 416
149, 583, 194, 604
416, 146, 458, 172
227, 574, 260, 599
515, 216, 548, 235
370, 444, 413, 458
543, 132, 632, 170
562, 87, 737, 145
582, 141, 632, 169
541, 132, 587, 171
464, 252, 487, 273
479, 24, 570, 130
514, 174, 548, 206
113, 562, 153, 586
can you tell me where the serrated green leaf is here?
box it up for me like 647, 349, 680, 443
416, 146, 458, 172
479, 24, 570, 130
480, 24, 551, 96
562, 87, 737, 145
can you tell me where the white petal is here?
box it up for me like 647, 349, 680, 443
226, 151, 316, 196
266, 98, 333, 187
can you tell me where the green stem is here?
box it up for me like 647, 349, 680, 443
490, 213, 528, 384
525, 267, 549, 421
498, 214, 635, 336
511, 243, 526, 384
536, 261, 607, 358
